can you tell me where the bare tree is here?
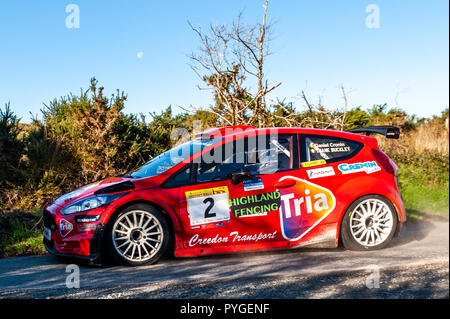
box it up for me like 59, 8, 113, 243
340, 85, 348, 131
188, 0, 281, 127
298, 90, 348, 130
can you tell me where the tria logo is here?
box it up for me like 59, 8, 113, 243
277, 176, 336, 241
59, 218, 73, 237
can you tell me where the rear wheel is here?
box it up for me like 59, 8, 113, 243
341, 195, 397, 251
105, 203, 170, 266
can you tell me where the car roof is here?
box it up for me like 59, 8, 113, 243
195, 125, 374, 144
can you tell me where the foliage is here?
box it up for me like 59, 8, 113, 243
1, 80, 448, 212
0, 209, 45, 257
0, 79, 192, 209
42, 78, 129, 183
0, 102, 24, 188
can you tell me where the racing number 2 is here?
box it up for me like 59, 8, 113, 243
203, 197, 216, 218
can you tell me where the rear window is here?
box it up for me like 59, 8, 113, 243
300, 135, 363, 164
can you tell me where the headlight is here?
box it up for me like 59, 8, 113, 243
60, 193, 128, 215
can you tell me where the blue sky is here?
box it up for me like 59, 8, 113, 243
0, 0, 448, 123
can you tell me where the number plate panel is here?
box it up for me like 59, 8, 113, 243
186, 187, 230, 226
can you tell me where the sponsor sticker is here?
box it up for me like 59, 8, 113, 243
306, 166, 335, 179
301, 159, 327, 168
185, 187, 230, 226
338, 161, 381, 174
191, 221, 229, 231
78, 224, 97, 232
75, 215, 101, 223
242, 177, 264, 191
188, 231, 278, 247
59, 218, 73, 237
277, 176, 336, 241
230, 191, 280, 218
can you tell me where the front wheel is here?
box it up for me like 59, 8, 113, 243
340, 195, 397, 251
105, 203, 170, 266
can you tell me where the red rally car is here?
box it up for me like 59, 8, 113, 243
43, 125, 406, 266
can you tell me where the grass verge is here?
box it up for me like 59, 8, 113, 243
396, 155, 449, 221
0, 209, 46, 258
402, 184, 449, 218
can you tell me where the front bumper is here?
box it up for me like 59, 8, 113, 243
43, 208, 106, 266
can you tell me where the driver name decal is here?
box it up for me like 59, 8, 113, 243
277, 176, 336, 241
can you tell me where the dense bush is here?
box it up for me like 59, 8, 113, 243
0, 79, 448, 213
0, 103, 24, 189
0, 79, 192, 209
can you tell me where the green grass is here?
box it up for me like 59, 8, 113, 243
0, 209, 46, 258
396, 156, 449, 221
2, 228, 45, 257
401, 184, 449, 217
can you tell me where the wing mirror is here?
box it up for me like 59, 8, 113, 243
231, 171, 251, 185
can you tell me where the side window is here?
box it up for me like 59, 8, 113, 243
162, 164, 193, 188
195, 134, 299, 183
197, 142, 245, 183
300, 135, 363, 164
245, 134, 298, 175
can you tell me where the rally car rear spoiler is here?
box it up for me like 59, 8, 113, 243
347, 126, 400, 139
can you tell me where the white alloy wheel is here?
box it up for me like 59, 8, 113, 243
112, 210, 164, 262
349, 198, 394, 247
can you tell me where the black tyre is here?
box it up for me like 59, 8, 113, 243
340, 195, 398, 251
105, 203, 170, 266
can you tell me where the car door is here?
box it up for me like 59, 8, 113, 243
176, 133, 303, 250
176, 138, 245, 249
228, 133, 304, 244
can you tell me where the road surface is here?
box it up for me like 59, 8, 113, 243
0, 219, 448, 298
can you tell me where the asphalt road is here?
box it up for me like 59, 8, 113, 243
0, 219, 448, 298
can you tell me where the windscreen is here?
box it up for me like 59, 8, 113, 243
130, 138, 220, 178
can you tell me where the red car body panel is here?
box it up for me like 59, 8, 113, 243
43, 127, 406, 264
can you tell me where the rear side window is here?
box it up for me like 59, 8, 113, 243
300, 135, 363, 164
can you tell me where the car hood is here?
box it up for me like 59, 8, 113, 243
51, 176, 159, 207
